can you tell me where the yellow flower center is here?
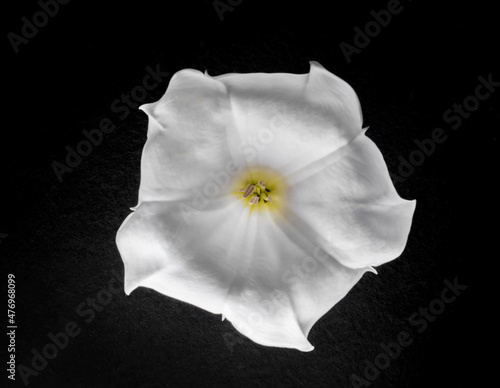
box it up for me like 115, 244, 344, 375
232, 167, 286, 215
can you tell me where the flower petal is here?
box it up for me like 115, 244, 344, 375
211, 61, 363, 173
285, 132, 416, 269
221, 210, 371, 351
138, 69, 243, 203
116, 199, 243, 313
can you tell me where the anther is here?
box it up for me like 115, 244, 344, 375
257, 180, 265, 189
249, 196, 260, 205
242, 184, 255, 198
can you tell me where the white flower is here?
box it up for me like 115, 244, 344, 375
116, 61, 416, 352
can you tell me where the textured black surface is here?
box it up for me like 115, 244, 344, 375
3, 0, 496, 387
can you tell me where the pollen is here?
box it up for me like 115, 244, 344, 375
232, 167, 286, 215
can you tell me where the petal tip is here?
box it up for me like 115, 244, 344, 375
308, 60, 324, 70
139, 103, 154, 116
298, 343, 315, 352
124, 280, 137, 296
368, 266, 378, 275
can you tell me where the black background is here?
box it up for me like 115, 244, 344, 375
2, 0, 497, 387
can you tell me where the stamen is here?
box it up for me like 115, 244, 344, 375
242, 184, 255, 198
233, 168, 283, 214
249, 196, 260, 205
